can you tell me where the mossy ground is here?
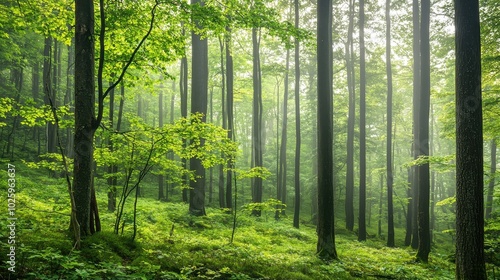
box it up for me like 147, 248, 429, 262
0, 168, 492, 279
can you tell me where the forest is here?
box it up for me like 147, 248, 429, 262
0, 0, 498, 279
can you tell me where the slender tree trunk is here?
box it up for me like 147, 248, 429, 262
65, 43, 74, 158
455, 0, 486, 277
416, 0, 431, 262
358, 0, 367, 242
107, 83, 117, 211
345, 0, 356, 232
225, 27, 234, 210
218, 37, 226, 208
158, 89, 165, 201
405, 167, 413, 246
251, 27, 263, 216
411, 0, 421, 250
277, 47, 290, 219
316, 0, 337, 260
180, 35, 189, 203
43, 37, 57, 155
386, 0, 395, 247
486, 139, 497, 219
293, 0, 301, 229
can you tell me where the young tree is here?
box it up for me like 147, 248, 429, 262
385, 0, 395, 248
293, 0, 301, 229
455, 0, 486, 277
251, 26, 264, 216
358, 0, 367, 242
316, 0, 337, 260
344, 0, 355, 232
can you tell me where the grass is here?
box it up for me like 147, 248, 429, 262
0, 168, 469, 279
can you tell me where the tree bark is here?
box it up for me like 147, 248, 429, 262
385, 0, 395, 248
345, 0, 356, 232
251, 27, 264, 216
358, 0, 367, 242
316, 0, 337, 261
416, 0, 431, 262
225, 27, 234, 209
73, 0, 96, 237
293, 0, 301, 229
189, 0, 208, 216
455, 0, 486, 277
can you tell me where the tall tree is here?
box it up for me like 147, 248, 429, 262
410, 0, 421, 250
189, 0, 208, 216
385, 0, 395, 248
293, 0, 301, 229
345, 0, 356, 232
358, 0, 367, 242
277, 45, 290, 219
416, 0, 430, 262
251, 26, 264, 216
74, 0, 96, 236
180, 22, 189, 203
225, 26, 234, 210
158, 88, 165, 201
455, 0, 486, 277
316, 0, 337, 260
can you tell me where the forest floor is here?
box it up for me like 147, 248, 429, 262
0, 168, 494, 279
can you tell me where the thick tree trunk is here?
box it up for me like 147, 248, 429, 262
455, 0, 486, 277
189, 0, 208, 216
73, 0, 96, 237
316, 0, 337, 260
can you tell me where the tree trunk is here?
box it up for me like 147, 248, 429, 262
225, 27, 234, 209
293, 0, 301, 229
386, 0, 395, 248
180, 29, 189, 203
158, 89, 165, 201
277, 47, 290, 219
411, 0, 421, 250
316, 0, 337, 261
251, 27, 263, 216
107, 83, 117, 211
43, 37, 57, 155
455, 0, 486, 277
345, 0, 356, 232
73, 0, 96, 237
485, 139, 497, 219
416, 0, 431, 262
189, 0, 208, 216
358, 0, 367, 242
218, 38, 226, 208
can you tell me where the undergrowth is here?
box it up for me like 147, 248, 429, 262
0, 168, 485, 279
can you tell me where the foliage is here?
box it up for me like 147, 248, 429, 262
0, 171, 465, 279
